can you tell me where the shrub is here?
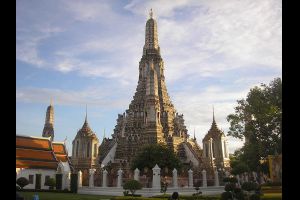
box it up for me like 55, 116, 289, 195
224, 177, 238, 183
123, 190, 129, 196
123, 179, 143, 196
160, 181, 168, 194
233, 188, 245, 200
221, 191, 233, 200
45, 178, 56, 190
225, 183, 236, 192
241, 182, 259, 192
229, 177, 238, 183
16, 177, 29, 189
16, 185, 21, 191
223, 177, 231, 183
250, 194, 260, 200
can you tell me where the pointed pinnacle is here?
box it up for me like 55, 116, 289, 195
149, 8, 153, 19
85, 104, 88, 122
212, 105, 215, 122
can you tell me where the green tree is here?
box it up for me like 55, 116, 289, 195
229, 151, 249, 175
45, 177, 56, 190
16, 177, 29, 189
123, 179, 143, 196
131, 144, 182, 175
227, 78, 282, 172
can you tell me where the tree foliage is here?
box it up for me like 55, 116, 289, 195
123, 179, 142, 196
16, 177, 29, 189
227, 78, 282, 172
131, 144, 182, 174
45, 177, 56, 189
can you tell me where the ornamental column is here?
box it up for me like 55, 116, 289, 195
152, 164, 161, 189
172, 168, 178, 188
78, 170, 82, 187
89, 169, 96, 188
188, 169, 193, 188
134, 168, 140, 181
214, 169, 219, 186
202, 169, 207, 187
117, 169, 123, 188
102, 169, 108, 187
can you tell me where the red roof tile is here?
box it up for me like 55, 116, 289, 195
16, 136, 51, 150
16, 148, 57, 161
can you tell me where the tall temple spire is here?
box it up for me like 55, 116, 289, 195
105, 10, 191, 167
143, 8, 160, 55
42, 100, 54, 141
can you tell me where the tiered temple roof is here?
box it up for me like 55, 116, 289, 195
16, 135, 72, 170
203, 112, 225, 141
16, 135, 58, 169
52, 142, 70, 162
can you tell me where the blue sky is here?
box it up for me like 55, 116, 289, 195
16, 0, 282, 155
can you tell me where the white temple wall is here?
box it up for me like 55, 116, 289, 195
16, 168, 56, 189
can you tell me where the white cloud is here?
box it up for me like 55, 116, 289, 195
16, 84, 134, 109
63, 0, 119, 23
124, 0, 196, 18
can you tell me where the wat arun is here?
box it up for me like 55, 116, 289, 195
99, 10, 204, 173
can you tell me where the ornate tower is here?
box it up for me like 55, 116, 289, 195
71, 108, 99, 185
202, 108, 230, 172
100, 10, 202, 171
42, 100, 54, 141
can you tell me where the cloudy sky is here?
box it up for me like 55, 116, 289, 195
16, 0, 282, 155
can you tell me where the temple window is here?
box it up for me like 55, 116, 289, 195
29, 175, 34, 184
87, 142, 90, 158
212, 142, 215, 158
76, 141, 79, 157
44, 175, 50, 185
205, 143, 209, 158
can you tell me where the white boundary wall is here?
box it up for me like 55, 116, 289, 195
16, 168, 56, 189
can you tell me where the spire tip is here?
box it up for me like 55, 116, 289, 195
212, 105, 215, 122
85, 104, 88, 122
149, 8, 153, 19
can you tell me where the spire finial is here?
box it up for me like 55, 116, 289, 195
103, 128, 106, 139
213, 105, 215, 122
85, 104, 88, 122
50, 97, 53, 106
149, 8, 153, 19
194, 128, 196, 140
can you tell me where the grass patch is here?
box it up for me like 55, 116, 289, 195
19, 192, 114, 200
261, 193, 282, 200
